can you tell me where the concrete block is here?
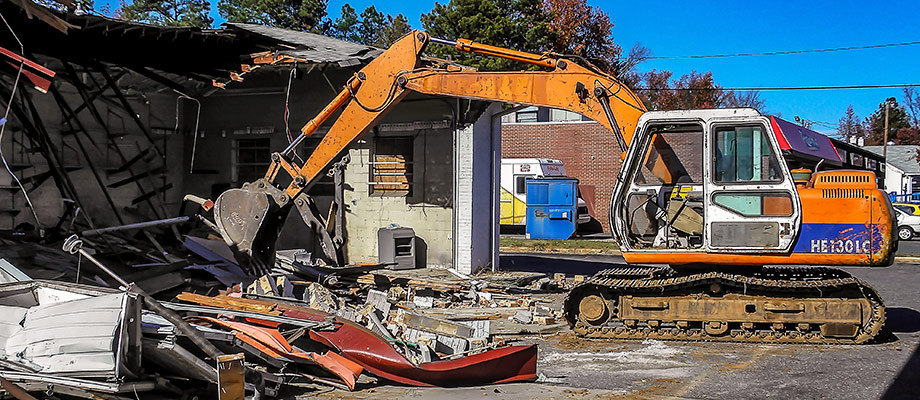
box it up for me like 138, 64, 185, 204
366, 289, 391, 315
458, 320, 490, 339
512, 310, 533, 324
395, 309, 475, 338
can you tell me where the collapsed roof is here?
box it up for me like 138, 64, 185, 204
0, 1, 382, 93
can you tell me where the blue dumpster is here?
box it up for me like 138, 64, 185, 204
525, 178, 578, 239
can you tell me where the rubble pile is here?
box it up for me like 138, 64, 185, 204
0, 227, 574, 398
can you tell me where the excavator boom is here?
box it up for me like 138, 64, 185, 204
211, 30, 656, 273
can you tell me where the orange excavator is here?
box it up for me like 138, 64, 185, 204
205, 30, 895, 344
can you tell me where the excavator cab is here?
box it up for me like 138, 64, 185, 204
570, 108, 891, 344
613, 109, 801, 257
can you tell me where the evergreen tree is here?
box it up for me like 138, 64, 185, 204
322, 4, 411, 48
865, 99, 912, 145
218, 0, 327, 31
117, 0, 213, 28
420, 0, 554, 71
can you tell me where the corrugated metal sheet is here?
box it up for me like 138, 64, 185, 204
0, 286, 130, 378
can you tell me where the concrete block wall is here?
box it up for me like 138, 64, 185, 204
502, 121, 623, 231
341, 96, 456, 268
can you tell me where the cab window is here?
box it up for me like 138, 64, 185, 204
713, 125, 782, 183
634, 124, 703, 185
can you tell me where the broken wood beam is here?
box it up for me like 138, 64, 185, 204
216, 353, 245, 400
107, 166, 167, 188
356, 273, 463, 292
0, 376, 38, 400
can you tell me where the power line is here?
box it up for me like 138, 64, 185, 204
633, 83, 920, 91
646, 40, 920, 59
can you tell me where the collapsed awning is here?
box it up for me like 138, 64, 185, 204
769, 116, 842, 165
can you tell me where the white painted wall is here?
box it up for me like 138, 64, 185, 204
454, 103, 502, 274
885, 163, 905, 194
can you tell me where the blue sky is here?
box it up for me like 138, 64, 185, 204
104, 0, 920, 135
323, 0, 920, 134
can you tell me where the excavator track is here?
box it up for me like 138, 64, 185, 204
563, 266, 884, 344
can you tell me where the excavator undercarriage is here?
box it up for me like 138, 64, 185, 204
564, 265, 884, 344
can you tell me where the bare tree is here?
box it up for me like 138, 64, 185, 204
903, 87, 920, 128
836, 104, 865, 144
722, 90, 765, 111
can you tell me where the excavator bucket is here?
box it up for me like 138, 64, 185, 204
211, 176, 345, 276
213, 182, 290, 276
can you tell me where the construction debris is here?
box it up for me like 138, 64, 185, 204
0, 227, 572, 398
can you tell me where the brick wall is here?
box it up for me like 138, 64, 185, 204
502, 121, 623, 231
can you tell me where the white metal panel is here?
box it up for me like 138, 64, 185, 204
2, 293, 125, 376
0, 259, 30, 283
34, 286, 91, 304
0, 305, 27, 355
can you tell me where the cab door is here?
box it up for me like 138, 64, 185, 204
704, 119, 801, 252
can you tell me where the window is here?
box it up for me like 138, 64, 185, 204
371, 136, 414, 196
515, 175, 533, 194
850, 153, 864, 168
713, 126, 782, 183
895, 205, 913, 214
837, 148, 848, 165
550, 108, 583, 122
635, 124, 703, 185
233, 138, 271, 185
713, 192, 793, 217
515, 109, 538, 123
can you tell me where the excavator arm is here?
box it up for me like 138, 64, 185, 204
211, 30, 666, 274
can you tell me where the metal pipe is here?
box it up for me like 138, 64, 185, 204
430, 36, 557, 69
596, 92, 627, 152
80, 216, 190, 237
429, 37, 456, 46
62, 235, 223, 359
63, 235, 129, 287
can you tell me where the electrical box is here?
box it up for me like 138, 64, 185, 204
377, 226, 416, 270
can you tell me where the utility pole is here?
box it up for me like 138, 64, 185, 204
883, 97, 896, 159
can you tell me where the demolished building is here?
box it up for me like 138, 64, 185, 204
0, 2, 542, 398
0, 0, 502, 274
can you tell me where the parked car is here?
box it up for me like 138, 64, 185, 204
893, 202, 920, 216
894, 208, 920, 240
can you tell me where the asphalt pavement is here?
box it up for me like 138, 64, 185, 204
512, 254, 920, 400
895, 238, 920, 256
